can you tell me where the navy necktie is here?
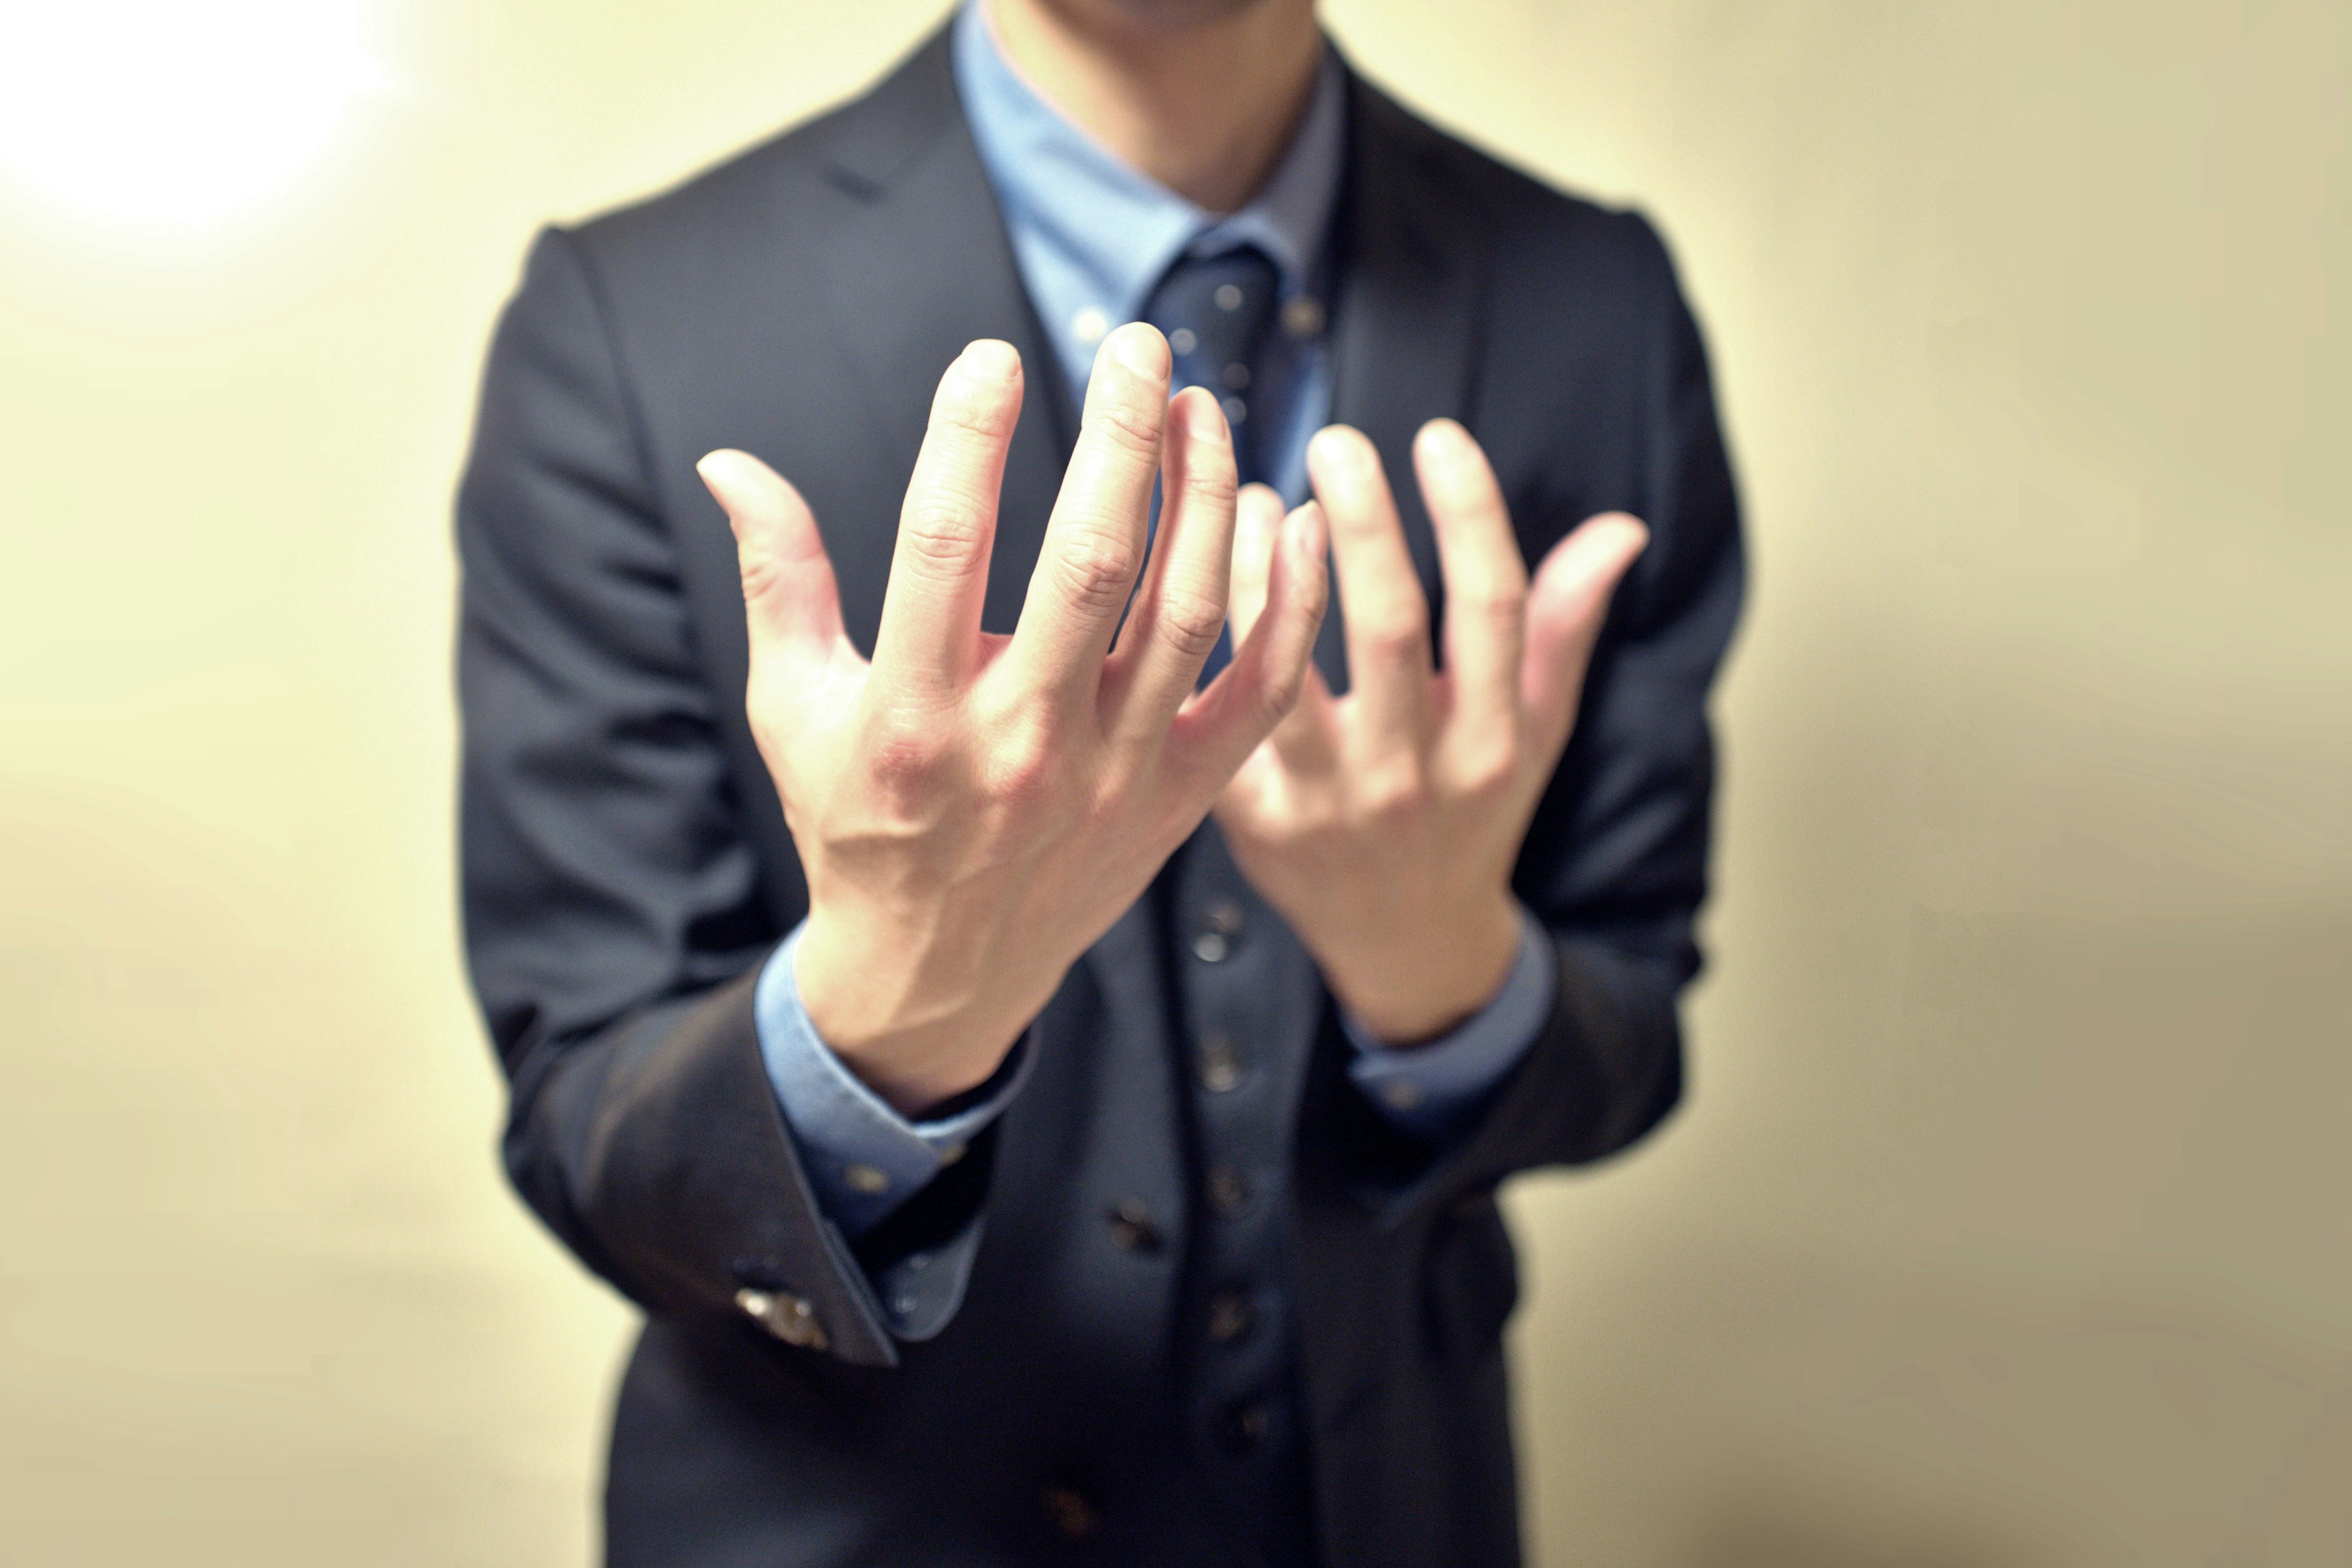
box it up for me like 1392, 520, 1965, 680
1144, 244, 1282, 486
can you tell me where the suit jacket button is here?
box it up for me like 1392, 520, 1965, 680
1040, 1484, 1097, 1540
1207, 1166, 1251, 1217
1215, 1399, 1272, 1453
734, 1287, 829, 1352
1197, 1031, 1243, 1093
1106, 1200, 1164, 1255
1206, 1289, 1255, 1344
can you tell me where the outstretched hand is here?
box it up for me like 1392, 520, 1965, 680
1215, 420, 1648, 1046
698, 327, 1327, 1114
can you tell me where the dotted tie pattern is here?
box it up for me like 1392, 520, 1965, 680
1142, 244, 1283, 487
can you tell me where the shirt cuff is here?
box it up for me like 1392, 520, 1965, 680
1341, 904, 1555, 1140
754, 921, 1035, 1237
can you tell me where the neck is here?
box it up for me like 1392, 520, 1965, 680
983, 0, 1325, 214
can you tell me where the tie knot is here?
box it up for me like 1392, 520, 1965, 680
1144, 245, 1282, 443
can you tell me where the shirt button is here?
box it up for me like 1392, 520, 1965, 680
842, 1163, 891, 1195
1281, 295, 1325, 339
1221, 395, 1248, 426
1106, 1200, 1166, 1255
1221, 361, 1251, 390
1071, 306, 1109, 344
1207, 1289, 1255, 1344
1040, 1484, 1098, 1540
1215, 1399, 1272, 1452
1213, 282, 1246, 311
1198, 1031, 1243, 1093
1169, 325, 1199, 355
1193, 931, 1230, 963
1380, 1080, 1424, 1112
1207, 1166, 1251, 1217
1204, 897, 1246, 935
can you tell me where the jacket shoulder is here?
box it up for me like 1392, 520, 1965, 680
1355, 69, 1683, 304
557, 27, 952, 279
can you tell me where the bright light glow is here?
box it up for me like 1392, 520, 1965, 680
0, 0, 386, 227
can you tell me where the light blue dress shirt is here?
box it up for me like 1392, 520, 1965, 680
755, 0, 1556, 1242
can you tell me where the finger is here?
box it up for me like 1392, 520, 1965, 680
1172, 499, 1332, 793
1224, 489, 1340, 771
1224, 484, 1337, 766
871, 339, 1023, 700
1008, 323, 1170, 706
701, 448, 845, 666
1307, 424, 1433, 754
1106, 388, 1239, 743
1224, 482, 1286, 649
1413, 419, 1527, 750
1521, 513, 1649, 756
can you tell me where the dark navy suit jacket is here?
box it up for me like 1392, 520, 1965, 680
456, 24, 1743, 1567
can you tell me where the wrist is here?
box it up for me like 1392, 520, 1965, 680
793, 908, 1024, 1115
1319, 894, 1523, 1048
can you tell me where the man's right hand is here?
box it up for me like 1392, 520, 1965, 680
697, 326, 1329, 1116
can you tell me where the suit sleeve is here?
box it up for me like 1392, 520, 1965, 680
454, 226, 961, 1367
1322, 212, 1746, 1222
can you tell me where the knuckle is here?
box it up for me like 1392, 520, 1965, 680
1454, 589, 1527, 643
1452, 737, 1521, 794
1089, 397, 1164, 457
1356, 763, 1429, 823
1153, 582, 1227, 662
1357, 613, 1430, 666
1177, 458, 1238, 511
1050, 526, 1140, 612
1259, 655, 1311, 719
869, 716, 947, 785
737, 552, 786, 606
983, 717, 1058, 804
933, 380, 1018, 443
899, 497, 989, 576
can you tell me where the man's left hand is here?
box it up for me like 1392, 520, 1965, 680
1214, 420, 1648, 1046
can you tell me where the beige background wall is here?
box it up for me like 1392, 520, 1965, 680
1, 2, 2343, 1564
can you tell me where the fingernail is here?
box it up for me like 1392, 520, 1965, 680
1419, 418, 1471, 462
960, 339, 1019, 383
1111, 323, 1170, 380
1292, 500, 1328, 562
1180, 386, 1228, 442
1309, 425, 1366, 475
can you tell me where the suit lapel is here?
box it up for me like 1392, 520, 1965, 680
1316, 70, 1491, 691
812, 27, 1076, 640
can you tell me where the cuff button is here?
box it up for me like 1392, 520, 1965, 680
735, 1287, 830, 1352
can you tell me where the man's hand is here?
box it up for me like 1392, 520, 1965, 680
698, 328, 1328, 1114
1215, 420, 1648, 1046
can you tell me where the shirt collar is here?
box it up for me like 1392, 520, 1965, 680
952, 0, 1346, 320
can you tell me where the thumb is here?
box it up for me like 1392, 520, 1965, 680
699, 448, 845, 659
1521, 512, 1649, 752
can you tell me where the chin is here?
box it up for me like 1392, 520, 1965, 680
1086, 0, 1278, 27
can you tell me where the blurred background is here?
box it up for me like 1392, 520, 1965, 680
1, 1, 2343, 1563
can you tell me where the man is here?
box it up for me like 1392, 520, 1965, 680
456, 0, 1742, 1563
